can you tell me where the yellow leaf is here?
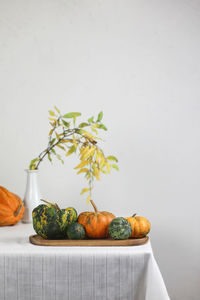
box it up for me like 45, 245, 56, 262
73, 134, 77, 149
80, 145, 89, 157
100, 157, 105, 169
73, 134, 76, 143
86, 195, 90, 205
95, 153, 99, 167
83, 131, 95, 139
74, 160, 89, 169
106, 161, 111, 173
77, 168, 89, 174
93, 167, 100, 180
48, 117, 57, 121
95, 136, 103, 141
81, 146, 96, 160
88, 146, 96, 156
80, 188, 89, 195
49, 129, 54, 136
80, 149, 89, 161
54, 106, 60, 114
60, 139, 73, 143
49, 110, 56, 116
98, 149, 104, 158
87, 157, 93, 164
79, 145, 85, 152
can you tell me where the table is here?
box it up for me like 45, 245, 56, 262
0, 223, 170, 300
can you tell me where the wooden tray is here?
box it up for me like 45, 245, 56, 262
29, 235, 149, 247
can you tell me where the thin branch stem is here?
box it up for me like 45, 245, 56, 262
34, 127, 95, 169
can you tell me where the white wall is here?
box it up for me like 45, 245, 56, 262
0, 0, 200, 299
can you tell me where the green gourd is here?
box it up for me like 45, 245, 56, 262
109, 217, 132, 240
32, 200, 77, 239
67, 222, 85, 240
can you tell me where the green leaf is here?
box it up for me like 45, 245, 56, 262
48, 153, 52, 162
49, 129, 54, 136
51, 148, 56, 155
55, 132, 60, 140
56, 144, 65, 151
97, 111, 103, 122
76, 129, 85, 135
73, 116, 76, 127
30, 164, 36, 170
88, 116, 94, 123
79, 122, 89, 128
63, 112, 81, 118
112, 164, 119, 171
30, 158, 39, 164
66, 145, 76, 156
29, 158, 39, 169
56, 154, 64, 164
101, 169, 107, 174
107, 155, 118, 162
91, 127, 98, 135
62, 119, 70, 127
50, 138, 56, 146
98, 124, 107, 131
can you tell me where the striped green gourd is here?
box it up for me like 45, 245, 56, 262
32, 200, 77, 239
109, 217, 132, 240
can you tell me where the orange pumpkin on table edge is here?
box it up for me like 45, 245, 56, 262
78, 200, 115, 238
126, 214, 151, 238
0, 186, 24, 226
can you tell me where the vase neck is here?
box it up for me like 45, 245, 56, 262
25, 170, 39, 188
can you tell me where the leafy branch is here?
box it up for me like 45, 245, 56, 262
29, 106, 119, 203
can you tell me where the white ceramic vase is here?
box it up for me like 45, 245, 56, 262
22, 169, 41, 223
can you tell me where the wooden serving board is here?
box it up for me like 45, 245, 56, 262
29, 235, 149, 247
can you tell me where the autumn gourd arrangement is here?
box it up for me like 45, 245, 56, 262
0, 107, 151, 241
32, 198, 150, 240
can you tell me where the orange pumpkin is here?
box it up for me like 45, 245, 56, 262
126, 214, 151, 238
78, 200, 115, 238
0, 186, 24, 226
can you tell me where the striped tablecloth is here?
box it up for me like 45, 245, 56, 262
0, 223, 170, 300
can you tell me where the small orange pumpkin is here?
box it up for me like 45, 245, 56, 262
0, 186, 24, 226
78, 200, 115, 238
126, 214, 151, 238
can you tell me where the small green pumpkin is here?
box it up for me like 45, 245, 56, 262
32, 200, 77, 239
109, 217, 132, 240
67, 222, 85, 240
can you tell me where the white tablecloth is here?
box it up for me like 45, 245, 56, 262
0, 223, 170, 300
